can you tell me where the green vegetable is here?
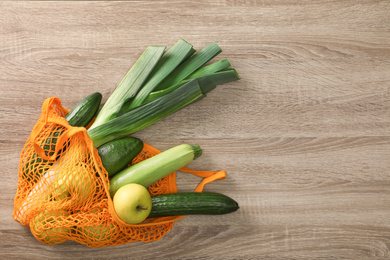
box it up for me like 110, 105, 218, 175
142, 68, 239, 105
86, 40, 239, 148
98, 137, 144, 177
148, 192, 239, 218
43, 92, 102, 156
197, 68, 240, 85
88, 79, 206, 148
89, 47, 166, 129
64, 92, 102, 127
22, 93, 102, 182
185, 59, 231, 79
153, 42, 222, 91
22, 153, 51, 183
123, 39, 194, 110
109, 144, 202, 198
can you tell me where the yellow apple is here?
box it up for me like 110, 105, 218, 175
30, 202, 71, 245
79, 222, 116, 241
113, 183, 152, 224
52, 163, 96, 208
77, 208, 116, 241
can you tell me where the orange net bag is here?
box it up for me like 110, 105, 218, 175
13, 97, 226, 247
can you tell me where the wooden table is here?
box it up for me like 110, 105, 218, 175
1, 1, 389, 259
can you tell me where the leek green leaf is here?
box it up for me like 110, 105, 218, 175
122, 39, 194, 110
88, 79, 205, 147
153, 42, 222, 91
89, 46, 166, 130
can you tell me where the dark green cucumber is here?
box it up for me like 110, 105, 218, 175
42, 127, 66, 157
98, 137, 144, 177
44, 92, 102, 155
22, 93, 102, 182
148, 192, 239, 218
22, 153, 51, 182
65, 92, 102, 127
41, 92, 102, 156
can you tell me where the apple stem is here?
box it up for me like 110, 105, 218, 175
137, 206, 148, 211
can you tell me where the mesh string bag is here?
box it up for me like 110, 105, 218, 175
13, 97, 226, 247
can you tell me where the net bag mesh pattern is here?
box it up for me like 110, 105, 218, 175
13, 97, 226, 247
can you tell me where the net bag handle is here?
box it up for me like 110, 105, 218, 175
179, 167, 227, 192
29, 97, 81, 161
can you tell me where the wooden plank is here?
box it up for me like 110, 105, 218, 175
1, 0, 389, 259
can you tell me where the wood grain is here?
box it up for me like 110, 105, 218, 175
1, 0, 390, 259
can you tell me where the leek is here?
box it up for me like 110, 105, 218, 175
118, 76, 217, 116
123, 39, 195, 110
153, 42, 222, 91
117, 67, 239, 115
186, 59, 231, 79
87, 40, 240, 148
87, 79, 205, 147
89, 46, 166, 130
198, 68, 240, 85
140, 68, 239, 105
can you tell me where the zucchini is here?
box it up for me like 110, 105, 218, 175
148, 192, 239, 218
98, 137, 144, 177
109, 144, 202, 198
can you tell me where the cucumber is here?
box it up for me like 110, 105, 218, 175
148, 192, 239, 218
98, 137, 144, 177
22, 93, 102, 182
47, 92, 102, 152
65, 92, 102, 127
22, 153, 51, 182
43, 92, 102, 156
109, 144, 202, 198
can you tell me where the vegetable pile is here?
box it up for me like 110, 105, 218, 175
14, 39, 240, 246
